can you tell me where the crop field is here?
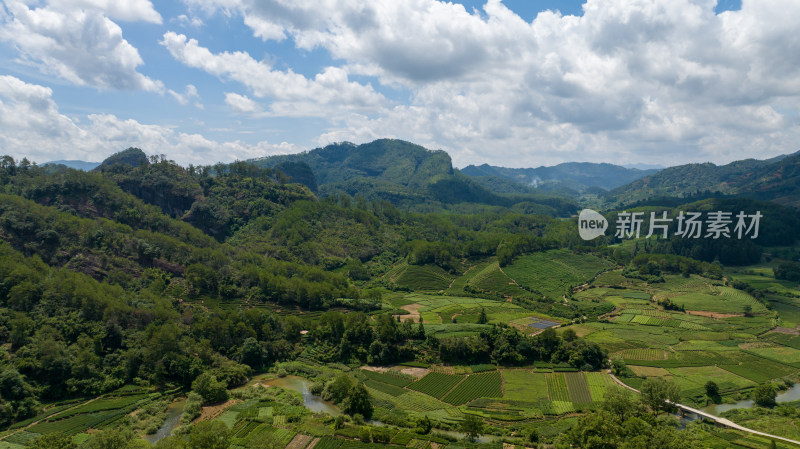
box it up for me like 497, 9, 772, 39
467, 261, 535, 300
391, 294, 535, 327
613, 348, 668, 360
585, 372, 617, 402
563, 372, 592, 404
445, 261, 493, 295
407, 373, 464, 399
743, 345, 800, 365
502, 369, 548, 401
503, 250, 613, 301
361, 370, 413, 387
441, 372, 502, 405
383, 262, 455, 291
545, 373, 570, 402
667, 366, 756, 395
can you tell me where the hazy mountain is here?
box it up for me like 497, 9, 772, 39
461, 162, 660, 193
43, 159, 100, 171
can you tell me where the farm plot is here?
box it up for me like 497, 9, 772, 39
442, 372, 502, 405
407, 373, 464, 399
384, 262, 455, 291
395, 294, 534, 328
563, 372, 592, 404
503, 250, 613, 301
667, 366, 756, 394
502, 370, 549, 402
721, 353, 799, 383
364, 380, 406, 397
467, 262, 535, 300
361, 370, 413, 387
545, 373, 570, 402
585, 372, 617, 402
614, 348, 667, 361
743, 345, 800, 365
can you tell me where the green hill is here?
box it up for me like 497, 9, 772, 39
607, 151, 800, 207
249, 139, 578, 215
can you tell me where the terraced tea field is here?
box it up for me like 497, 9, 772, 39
503, 250, 614, 300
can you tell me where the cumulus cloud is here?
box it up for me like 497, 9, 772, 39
0, 1, 163, 92
224, 92, 261, 113
48, 0, 162, 23
179, 0, 800, 166
160, 31, 385, 116
0, 75, 296, 165
169, 84, 203, 109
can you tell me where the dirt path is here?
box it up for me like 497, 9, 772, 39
196, 399, 240, 422
396, 303, 422, 323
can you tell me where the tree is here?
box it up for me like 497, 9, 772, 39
187, 421, 230, 449
416, 415, 432, 435
84, 428, 135, 449
459, 414, 484, 442
753, 383, 777, 407
705, 380, 719, 400
191, 372, 228, 404
32, 433, 77, 449
342, 383, 373, 419
477, 307, 488, 324
602, 386, 636, 421
640, 377, 681, 416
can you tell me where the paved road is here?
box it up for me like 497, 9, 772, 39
608, 372, 800, 447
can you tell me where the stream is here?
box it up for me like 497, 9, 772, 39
144, 399, 185, 444
700, 382, 800, 415
261, 375, 343, 416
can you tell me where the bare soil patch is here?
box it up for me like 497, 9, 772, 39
196, 399, 240, 422
686, 310, 743, 319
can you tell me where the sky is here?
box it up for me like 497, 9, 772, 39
1, 0, 798, 169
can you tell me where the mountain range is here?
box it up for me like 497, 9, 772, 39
40, 140, 800, 211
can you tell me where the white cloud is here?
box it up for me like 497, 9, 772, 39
48, 0, 162, 23
0, 75, 297, 165
224, 92, 260, 113
0, 1, 163, 92
160, 31, 385, 116
169, 84, 203, 109
179, 0, 800, 166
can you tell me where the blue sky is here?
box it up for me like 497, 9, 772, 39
4, 0, 797, 169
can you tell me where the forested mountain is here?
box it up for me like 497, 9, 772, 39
461, 162, 660, 194
607, 150, 800, 207
250, 139, 578, 215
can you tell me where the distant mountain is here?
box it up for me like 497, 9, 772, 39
249, 139, 578, 216
43, 159, 100, 171
461, 162, 660, 193
608, 150, 800, 207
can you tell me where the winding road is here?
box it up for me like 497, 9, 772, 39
608, 372, 800, 447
